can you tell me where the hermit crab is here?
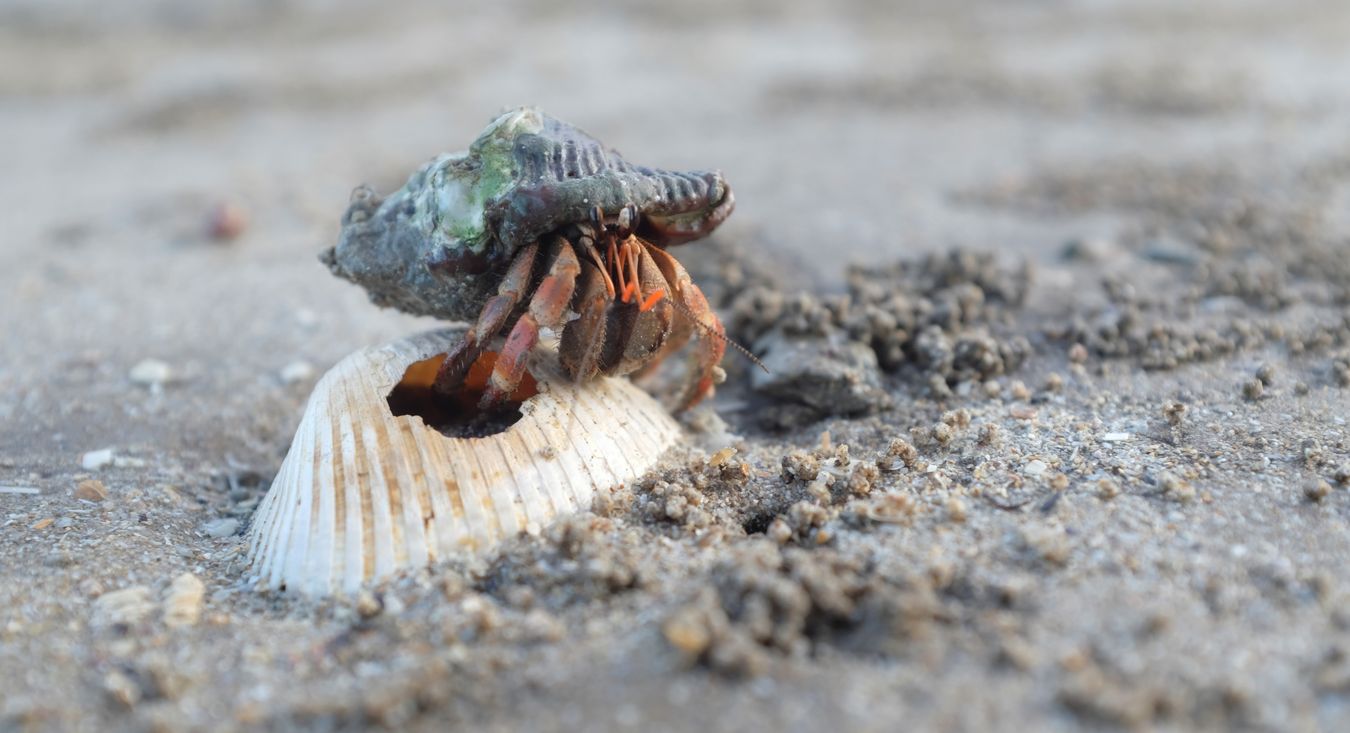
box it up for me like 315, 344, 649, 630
322, 107, 735, 410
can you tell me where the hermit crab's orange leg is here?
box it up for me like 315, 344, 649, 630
606, 232, 625, 295
433, 241, 540, 397
641, 242, 726, 410
480, 236, 581, 409
618, 239, 644, 305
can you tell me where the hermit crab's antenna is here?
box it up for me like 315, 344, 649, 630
666, 295, 770, 374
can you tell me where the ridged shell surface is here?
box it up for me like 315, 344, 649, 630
247, 329, 681, 596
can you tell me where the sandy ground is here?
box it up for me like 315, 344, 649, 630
4, 0, 1350, 730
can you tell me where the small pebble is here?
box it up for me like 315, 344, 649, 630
203, 517, 240, 538
928, 374, 954, 399
1242, 378, 1264, 401
129, 359, 172, 387
999, 636, 1039, 670
946, 496, 968, 523
977, 423, 1001, 447
1334, 465, 1350, 486
31, 517, 54, 530
355, 590, 383, 619
208, 200, 249, 240
280, 361, 315, 384
1097, 478, 1121, 500
942, 409, 972, 429
1305, 479, 1332, 503
1160, 473, 1195, 503
81, 448, 115, 471
1024, 460, 1048, 477
932, 423, 954, 446
103, 670, 141, 708
1061, 238, 1117, 262
1255, 364, 1276, 386
1101, 432, 1132, 442
93, 586, 155, 628
708, 447, 736, 467
75, 479, 108, 502
1068, 343, 1089, 364
663, 609, 711, 656
1303, 441, 1325, 468
882, 437, 919, 469
163, 573, 206, 628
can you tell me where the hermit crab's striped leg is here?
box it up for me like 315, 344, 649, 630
433, 241, 540, 397
480, 236, 582, 409
611, 237, 674, 375
560, 237, 614, 383
641, 242, 726, 410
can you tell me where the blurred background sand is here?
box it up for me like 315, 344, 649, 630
4, 1, 1350, 730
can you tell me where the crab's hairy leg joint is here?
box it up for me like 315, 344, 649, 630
559, 257, 611, 382
528, 235, 581, 327
479, 315, 540, 409
480, 236, 582, 409
432, 241, 541, 396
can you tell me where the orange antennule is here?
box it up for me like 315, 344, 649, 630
639, 289, 666, 313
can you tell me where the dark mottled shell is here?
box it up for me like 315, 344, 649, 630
491, 112, 735, 251
323, 107, 733, 322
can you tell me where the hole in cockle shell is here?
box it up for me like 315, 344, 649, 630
386, 351, 539, 439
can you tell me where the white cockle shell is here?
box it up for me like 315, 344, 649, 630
247, 328, 681, 596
